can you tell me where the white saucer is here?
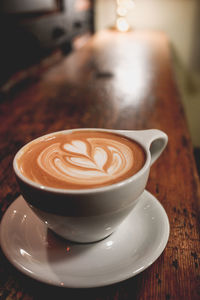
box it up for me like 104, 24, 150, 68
0, 190, 169, 288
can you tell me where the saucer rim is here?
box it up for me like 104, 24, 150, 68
0, 190, 170, 288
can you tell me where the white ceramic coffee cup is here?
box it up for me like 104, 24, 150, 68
13, 128, 168, 243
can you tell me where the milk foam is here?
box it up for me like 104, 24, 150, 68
37, 138, 134, 186
18, 131, 146, 189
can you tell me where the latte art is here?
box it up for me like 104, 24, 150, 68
37, 138, 134, 186
17, 131, 146, 189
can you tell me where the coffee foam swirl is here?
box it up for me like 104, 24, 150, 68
37, 138, 134, 186
18, 131, 146, 189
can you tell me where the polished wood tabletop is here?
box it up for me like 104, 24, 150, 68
0, 30, 199, 300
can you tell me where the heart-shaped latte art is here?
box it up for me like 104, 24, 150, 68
37, 137, 134, 186
63, 140, 88, 156
18, 130, 146, 189
66, 147, 107, 171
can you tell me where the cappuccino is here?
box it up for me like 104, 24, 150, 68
17, 130, 146, 189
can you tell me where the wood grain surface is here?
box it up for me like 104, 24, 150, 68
0, 30, 199, 300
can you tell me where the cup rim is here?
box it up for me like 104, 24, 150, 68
13, 128, 151, 194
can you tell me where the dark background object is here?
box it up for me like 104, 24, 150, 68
0, 0, 94, 86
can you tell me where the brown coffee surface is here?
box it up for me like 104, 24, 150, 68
17, 131, 146, 189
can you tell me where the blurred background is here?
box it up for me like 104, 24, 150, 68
0, 0, 199, 166
96, 0, 200, 150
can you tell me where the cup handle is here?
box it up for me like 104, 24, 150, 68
116, 129, 168, 165
139, 129, 168, 165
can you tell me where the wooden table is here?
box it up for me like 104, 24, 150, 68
0, 30, 199, 300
